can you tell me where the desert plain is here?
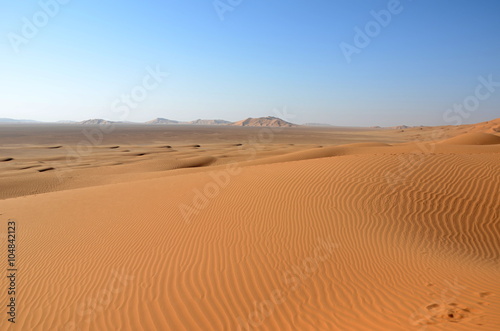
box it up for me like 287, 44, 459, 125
0, 119, 499, 330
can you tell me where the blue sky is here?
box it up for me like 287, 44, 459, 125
0, 0, 499, 126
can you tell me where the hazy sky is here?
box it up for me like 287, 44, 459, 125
1, 0, 499, 126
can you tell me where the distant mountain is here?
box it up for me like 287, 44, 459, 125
188, 119, 231, 125
145, 118, 180, 125
0, 118, 39, 123
303, 123, 332, 127
391, 125, 410, 130
70, 117, 298, 126
232, 116, 297, 127
79, 119, 116, 125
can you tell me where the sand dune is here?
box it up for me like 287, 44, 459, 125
0, 121, 499, 330
440, 132, 500, 145
468, 119, 500, 134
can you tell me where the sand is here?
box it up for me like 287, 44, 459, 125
0, 120, 499, 330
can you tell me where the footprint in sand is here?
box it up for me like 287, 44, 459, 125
479, 292, 492, 298
413, 302, 474, 327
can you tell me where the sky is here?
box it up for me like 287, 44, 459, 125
0, 0, 499, 126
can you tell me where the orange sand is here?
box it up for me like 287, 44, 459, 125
0, 120, 498, 330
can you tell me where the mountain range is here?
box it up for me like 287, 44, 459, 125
0, 116, 298, 127
1, 117, 298, 127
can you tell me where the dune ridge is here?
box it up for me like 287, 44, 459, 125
439, 132, 500, 145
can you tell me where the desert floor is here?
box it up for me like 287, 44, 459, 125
0, 120, 499, 330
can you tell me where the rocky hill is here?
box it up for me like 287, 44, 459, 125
231, 116, 297, 127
